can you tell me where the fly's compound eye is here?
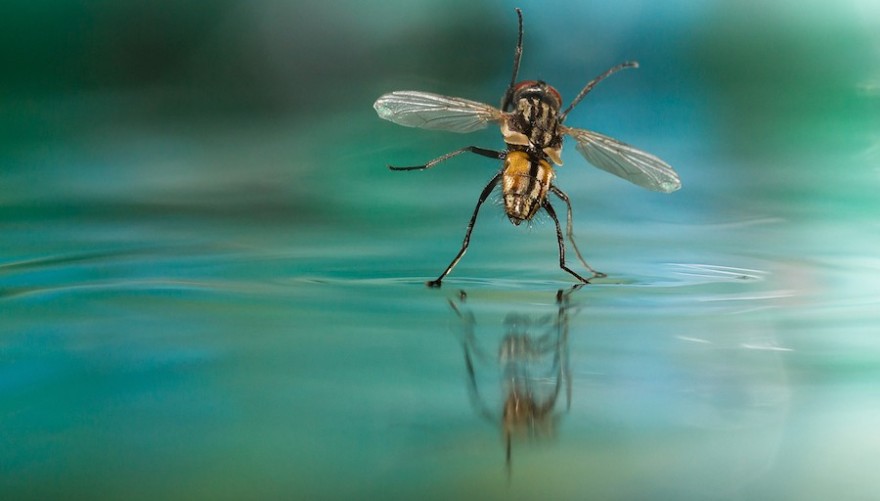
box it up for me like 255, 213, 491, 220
543, 85, 562, 107
512, 80, 540, 96
511, 80, 541, 102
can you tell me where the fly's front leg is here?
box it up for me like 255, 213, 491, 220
427, 172, 503, 288
542, 200, 591, 284
389, 146, 505, 171
501, 8, 524, 112
550, 185, 606, 279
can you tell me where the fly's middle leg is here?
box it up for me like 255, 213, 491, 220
389, 147, 505, 171
427, 172, 503, 287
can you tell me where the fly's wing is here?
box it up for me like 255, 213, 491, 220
373, 91, 503, 133
563, 127, 681, 193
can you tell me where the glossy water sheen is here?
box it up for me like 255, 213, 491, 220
3, 160, 878, 499
3, 2, 880, 500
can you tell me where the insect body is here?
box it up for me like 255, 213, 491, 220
374, 9, 681, 287
502, 150, 552, 224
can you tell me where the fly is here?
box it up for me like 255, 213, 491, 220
374, 8, 681, 287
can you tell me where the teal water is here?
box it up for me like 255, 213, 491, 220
3, 2, 880, 499
3, 129, 878, 499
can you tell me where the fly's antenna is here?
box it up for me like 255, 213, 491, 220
559, 61, 639, 122
501, 8, 524, 111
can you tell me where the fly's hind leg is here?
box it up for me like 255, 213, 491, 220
427, 172, 503, 288
550, 185, 606, 279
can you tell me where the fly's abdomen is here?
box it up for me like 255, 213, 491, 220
502, 151, 554, 225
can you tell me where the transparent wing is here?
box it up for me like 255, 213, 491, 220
373, 91, 503, 133
564, 127, 681, 193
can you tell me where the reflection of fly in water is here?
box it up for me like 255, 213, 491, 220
449, 289, 580, 473
375, 8, 681, 287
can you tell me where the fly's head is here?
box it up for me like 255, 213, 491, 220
511, 80, 562, 111
501, 80, 564, 164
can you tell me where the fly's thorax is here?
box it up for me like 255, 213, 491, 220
502, 151, 555, 225
501, 81, 565, 165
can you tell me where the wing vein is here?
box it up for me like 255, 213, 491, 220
373, 91, 503, 133
563, 127, 681, 193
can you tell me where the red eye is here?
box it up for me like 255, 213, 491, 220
513, 80, 539, 93
544, 85, 562, 105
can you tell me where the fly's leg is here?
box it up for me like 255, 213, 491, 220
542, 199, 591, 284
550, 185, 606, 278
427, 172, 503, 288
389, 147, 505, 171
500, 7, 524, 112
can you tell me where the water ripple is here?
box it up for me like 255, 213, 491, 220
667, 263, 769, 282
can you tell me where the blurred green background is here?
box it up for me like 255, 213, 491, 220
3, 0, 877, 217
2, 0, 879, 499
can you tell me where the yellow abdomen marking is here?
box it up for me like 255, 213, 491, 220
502, 151, 554, 225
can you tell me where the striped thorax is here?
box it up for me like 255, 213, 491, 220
501, 80, 564, 166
